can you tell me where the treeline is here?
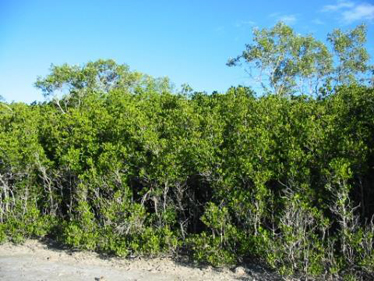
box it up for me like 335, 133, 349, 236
1, 71, 374, 279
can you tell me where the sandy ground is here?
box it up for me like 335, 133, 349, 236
0, 239, 280, 281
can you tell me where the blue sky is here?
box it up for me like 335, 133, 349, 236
1, 0, 374, 103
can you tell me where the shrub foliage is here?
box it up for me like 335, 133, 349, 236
1, 60, 374, 280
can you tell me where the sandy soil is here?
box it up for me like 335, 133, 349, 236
0, 239, 280, 281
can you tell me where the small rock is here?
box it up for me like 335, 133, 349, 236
234, 266, 246, 275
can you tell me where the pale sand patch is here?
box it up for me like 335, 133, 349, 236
0, 239, 278, 281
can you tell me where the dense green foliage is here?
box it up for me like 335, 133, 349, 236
1, 72, 374, 279
1, 23, 374, 280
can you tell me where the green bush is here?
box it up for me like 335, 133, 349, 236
0, 61, 374, 280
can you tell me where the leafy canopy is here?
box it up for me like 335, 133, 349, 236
228, 22, 372, 96
35, 59, 172, 99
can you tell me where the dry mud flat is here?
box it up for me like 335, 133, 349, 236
0, 239, 280, 281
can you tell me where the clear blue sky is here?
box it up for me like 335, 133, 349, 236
1, 0, 374, 103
